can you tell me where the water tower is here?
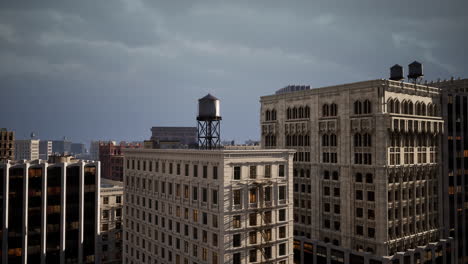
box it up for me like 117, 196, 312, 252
408, 61, 423, 83
390, 64, 404, 81
197, 94, 222, 149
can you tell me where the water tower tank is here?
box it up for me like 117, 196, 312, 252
390, 64, 404, 81
197, 94, 221, 121
408, 61, 423, 79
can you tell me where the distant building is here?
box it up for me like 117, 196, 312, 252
0, 128, 14, 161
99, 141, 142, 181
90, 141, 108, 161
52, 139, 72, 155
71, 143, 86, 155
0, 158, 101, 263
14, 139, 40, 161
149, 126, 198, 148
123, 148, 295, 264
99, 179, 123, 264
39, 140, 52, 160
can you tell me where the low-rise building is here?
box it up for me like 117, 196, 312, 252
14, 139, 39, 161
0, 128, 14, 161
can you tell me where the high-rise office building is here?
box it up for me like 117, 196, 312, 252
260, 80, 452, 263
99, 179, 124, 264
99, 142, 142, 181
0, 128, 14, 161
432, 78, 468, 263
123, 148, 295, 264
14, 139, 40, 161
39, 140, 52, 160
71, 143, 86, 155
0, 156, 101, 263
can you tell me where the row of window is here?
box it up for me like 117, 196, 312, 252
233, 164, 285, 180
322, 103, 338, 117
126, 160, 219, 180
287, 106, 310, 120
232, 186, 287, 205
354, 100, 372, 115
265, 109, 277, 121
285, 134, 310, 146
232, 227, 288, 247
264, 134, 277, 147
232, 209, 288, 228
294, 152, 311, 162
387, 98, 438, 116
232, 247, 288, 264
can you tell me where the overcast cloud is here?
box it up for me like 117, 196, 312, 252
1, 0, 467, 144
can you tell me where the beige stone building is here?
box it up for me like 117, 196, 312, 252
99, 179, 124, 264
14, 139, 39, 161
260, 80, 453, 263
122, 148, 295, 264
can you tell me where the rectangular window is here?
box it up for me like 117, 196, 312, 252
233, 190, 241, 205
264, 186, 271, 202
265, 165, 271, 178
249, 213, 257, 226
279, 226, 286, 238
279, 243, 286, 256
234, 166, 241, 180
202, 188, 207, 202
185, 164, 189, 176
249, 188, 257, 203
233, 234, 241, 247
250, 166, 257, 179
279, 165, 285, 177
213, 166, 218, 180
212, 189, 218, 205
192, 187, 198, 201
279, 186, 286, 200
233, 215, 241, 228
249, 231, 257, 244
278, 209, 286, 221
193, 165, 198, 177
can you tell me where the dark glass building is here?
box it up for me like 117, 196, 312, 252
434, 78, 468, 263
0, 157, 101, 264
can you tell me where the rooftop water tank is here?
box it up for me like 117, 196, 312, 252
197, 94, 221, 121
408, 61, 423, 79
390, 64, 404, 81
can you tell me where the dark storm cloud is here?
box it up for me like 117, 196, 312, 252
1, 0, 467, 144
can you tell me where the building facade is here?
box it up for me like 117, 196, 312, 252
0, 157, 101, 264
432, 78, 468, 263
0, 129, 14, 161
100, 179, 124, 264
149, 127, 198, 148
39, 140, 52, 160
52, 139, 72, 155
123, 148, 295, 264
71, 143, 86, 155
14, 139, 39, 161
99, 142, 142, 181
260, 80, 452, 263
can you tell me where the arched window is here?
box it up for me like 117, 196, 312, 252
330, 134, 337, 147
365, 173, 373, 184
299, 107, 304, 119
266, 110, 271, 121
363, 133, 371, 147
433, 104, 438, 116
272, 109, 276, 120
323, 170, 330, 179
330, 103, 338, 116
323, 104, 329, 117
305, 106, 310, 118
287, 108, 291, 120
354, 133, 362, 147
415, 102, 421, 115
394, 99, 400, 114
363, 100, 371, 114
293, 107, 298, 119
354, 101, 362, 115
420, 103, 426, 116
388, 98, 394, 113
322, 134, 329, 146
402, 100, 409, 114
355, 173, 363, 182
408, 101, 413, 115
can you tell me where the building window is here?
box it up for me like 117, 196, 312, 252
249, 213, 257, 226
249, 249, 257, 263
233, 190, 242, 205
356, 225, 364, 236
278, 209, 286, 221
264, 186, 271, 202
279, 243, 286, 256
249, 231, 257, 244
233, 253, 241, 264
233, 215, 241, 228
278, 186, 286, 200
234, 166, 241, 180
249, 188, 257, 203
203, 166, 208, 178
249, 166, 257, 179
279, 165, 285, 177
233, 234, 241, 247
279, 226, 286, 238
264, 247, 272, 259
212, 189, 218, 205
213, 166, 218, 180
265, 165, 271, 178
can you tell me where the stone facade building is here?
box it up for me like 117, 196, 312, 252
99, 141, 142, 181
100, 179, 124, 264
122, 148, 295, 264
14, 139, 40, 161
260, 80, 453, 263
0, 129, 14, 161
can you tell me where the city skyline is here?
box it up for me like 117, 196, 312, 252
1, 0, 468, 144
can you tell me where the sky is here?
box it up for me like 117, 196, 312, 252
1, 0, 467, 145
